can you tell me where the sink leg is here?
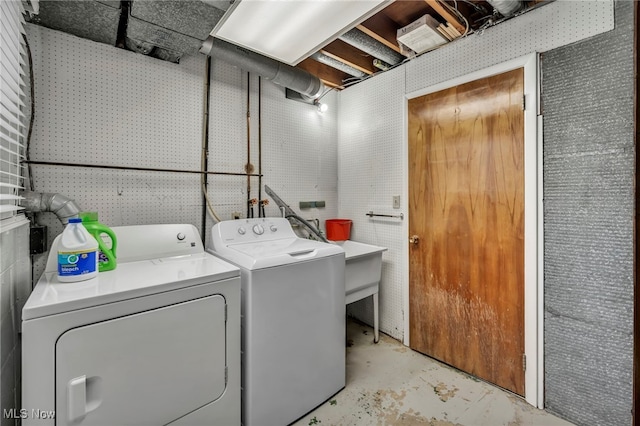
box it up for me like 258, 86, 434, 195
373, 292, 379, 343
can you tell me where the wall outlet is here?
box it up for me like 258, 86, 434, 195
393, 195, 401, 209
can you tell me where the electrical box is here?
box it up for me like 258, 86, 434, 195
30, 225, 47, 254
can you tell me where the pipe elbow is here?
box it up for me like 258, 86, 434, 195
48, 193, 81, 224
21, 191, 81, 224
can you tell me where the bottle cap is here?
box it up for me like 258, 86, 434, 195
68, 218, 82, 223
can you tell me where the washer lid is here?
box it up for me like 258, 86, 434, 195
211, 237, 344, 270
23, 252, 240, 320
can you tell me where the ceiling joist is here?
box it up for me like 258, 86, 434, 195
297, 58, 350, 89
320, 39, 377, 76
356, 13, 403, 55
423, 0, 467, 34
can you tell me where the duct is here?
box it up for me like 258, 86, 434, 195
21, 192, 81, 225
201, 37, 324, 99
339, 28, 404, 66
486, 0, 523, 17
310, 52, 367, 79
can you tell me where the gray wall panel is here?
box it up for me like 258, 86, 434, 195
545, 315, 633, 424
542, 1, 634, 424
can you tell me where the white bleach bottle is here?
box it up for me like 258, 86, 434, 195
57, 217, 99, 282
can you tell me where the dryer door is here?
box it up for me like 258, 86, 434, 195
55, 294, 226, 425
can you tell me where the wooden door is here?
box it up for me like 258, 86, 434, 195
408, 68, 525, 395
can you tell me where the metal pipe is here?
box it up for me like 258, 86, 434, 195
258, 76, 263, 217
201, 55, 212, 237
201, 37, 324, 98
24, 160, 262, 177
310, 52, 366, 79
339, 28, 404, 66
246, 71, 251, 218
21, 191, 81, 224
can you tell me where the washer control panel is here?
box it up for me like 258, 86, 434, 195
213, 217, 297, 245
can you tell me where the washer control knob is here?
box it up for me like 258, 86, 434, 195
270, 225, 278, 232
177, 232, 186, 241
237, 227, 246, 235
252, 224, 264, 235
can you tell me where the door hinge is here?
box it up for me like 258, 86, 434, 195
522, 95, 526, 111
522, 354, 527, 371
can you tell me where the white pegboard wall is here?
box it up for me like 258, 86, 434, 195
208, 58, 247, 173
27, 24, 205, 169
204, 61, 263, 245
260, 79, 339, 229
203, 59, 340, 245
338, 67, 406, 341
25, 24, 207, 281
405, 0, 614, 94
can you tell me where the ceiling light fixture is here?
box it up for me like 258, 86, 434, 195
210, 0, 390, 66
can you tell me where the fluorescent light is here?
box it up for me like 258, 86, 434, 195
211, 0, 389, 66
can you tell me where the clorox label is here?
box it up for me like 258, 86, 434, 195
58, 250, 97, 276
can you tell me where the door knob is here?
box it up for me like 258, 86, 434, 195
409, 235, 420, 245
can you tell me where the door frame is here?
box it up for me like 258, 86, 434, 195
402, 53, 543, 408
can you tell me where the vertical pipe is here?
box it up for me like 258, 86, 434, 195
246, 71, 251, 218
201, 56, 212, 243
258, 76, 263, 217
634, 2, 639, 422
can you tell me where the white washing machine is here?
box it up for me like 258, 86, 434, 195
209, 217, 345, 426
22, 224, 241, 426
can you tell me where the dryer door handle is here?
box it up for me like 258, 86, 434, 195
68, 375, 103, 422
68, 375, 87, 422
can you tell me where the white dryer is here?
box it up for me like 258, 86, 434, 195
22, 224, 241, 426
209, 217, 345, 426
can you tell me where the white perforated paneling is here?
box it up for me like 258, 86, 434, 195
28, 27, 204, 169
203, 61, 339, 246
261, 80, 339, 226
257, 78, 339, 242
26, 24, 206, 280
339, 0, 614, 341
203, 59, 249, 245
338, 67, 406, 340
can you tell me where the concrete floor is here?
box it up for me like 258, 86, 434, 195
293, 320, 573, 426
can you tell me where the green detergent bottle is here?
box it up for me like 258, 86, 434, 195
78, 212, 117, 272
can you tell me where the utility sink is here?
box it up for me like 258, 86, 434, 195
335, 240, 387, 343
